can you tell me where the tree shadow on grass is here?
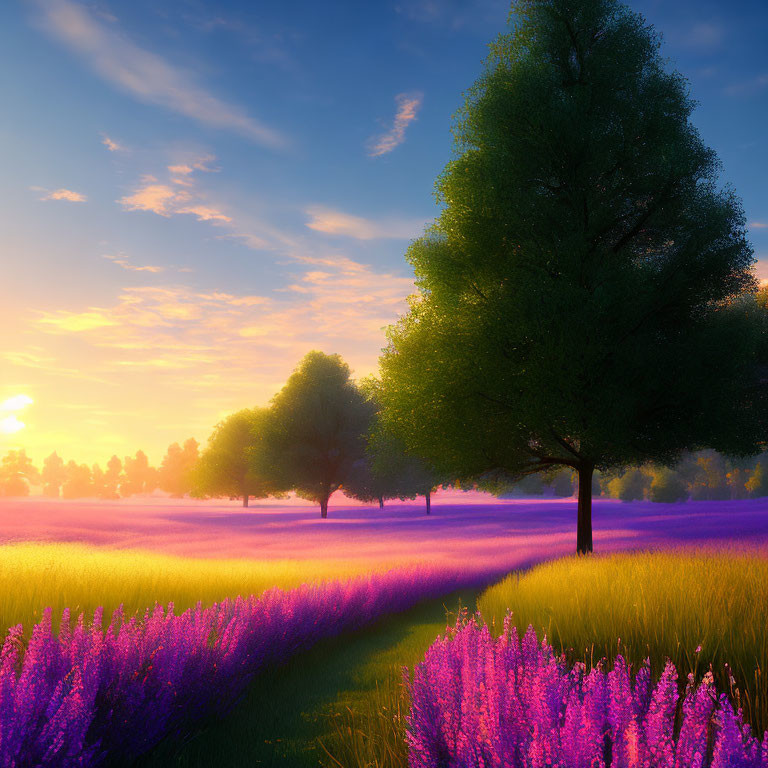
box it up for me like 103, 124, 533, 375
132, 589, 477, 768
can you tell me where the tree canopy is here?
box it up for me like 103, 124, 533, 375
257, 351, 372, 517
376, 0, 765, 553
194, 408, 277, 506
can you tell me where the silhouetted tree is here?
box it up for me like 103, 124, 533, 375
376, 0, 763, 553
258, 352, 372, 518
41, 452, 66, 498
90, 464, 107, 499
103, 455, 122, 499
0, 450, 39, 496
121, 450, 153, 497
159, 438, 199, 497
62, 461, 92, 499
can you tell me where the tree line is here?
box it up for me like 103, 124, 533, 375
0, 352, 442, 516
0, 440, 199, 500
495, 449, 768, 503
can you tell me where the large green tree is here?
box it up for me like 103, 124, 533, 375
257, 352, 372, 518
194, 408, 277, 507
376, 0, 764, 553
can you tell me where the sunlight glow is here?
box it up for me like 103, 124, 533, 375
0, 394, 33, 413
0, 415, 26, 434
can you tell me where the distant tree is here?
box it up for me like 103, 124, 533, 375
548, 470, 575, 498
103, 455, 122, 499
90, 464, 107, 499
41, 452, 66, 498
343, 457, 395, 509
194, 409, 277, 507
258, 352, 372, 518
62, 461, 92, 499
689, 451, 730, 501
375, 0, 764, 553
159, 438, 199, 497
0, 450, 39, 496
344, 418, 442, 513
726, 466, 750, 500
608, 468, 650, 502
514, 474, 546, 496
649, 467, 688, 503
746, 457, 768, 497
121, 450, 153, 497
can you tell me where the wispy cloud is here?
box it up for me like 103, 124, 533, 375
38, 310, 118, 332
118, 163, 232, 223
726, 73, 768, 97
34, 0, 287, 148
34, 187, 87, 202
101, 134, 124, 152
31, 258, 413, 383
305, 206, 427, 240
683, 22, 724, 50
102, 253, 164, 273
367, 92, 422, 157
394, 0, 506, 31
749, 221, 768, 229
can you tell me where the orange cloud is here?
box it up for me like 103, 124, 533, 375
368, 92, 423, 157
36, 188, 87, 202
119, 161, 231, 223
101, 134, 124, 152
102, 254, 164, 273
305, 206, 428, 240
3, 256, 414, 463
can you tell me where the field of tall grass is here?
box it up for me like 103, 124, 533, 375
0, 542, 391, 635
308, 549, 768, 768
478, 549, 768, 734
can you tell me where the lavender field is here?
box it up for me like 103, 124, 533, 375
1, 495, 767, 766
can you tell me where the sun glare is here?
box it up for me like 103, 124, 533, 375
0, 415, 26, 434
0, 394, 33, 413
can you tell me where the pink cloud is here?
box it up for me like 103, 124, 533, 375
368, 92, 423, 157
36, 187, 87, 202
305, 205, 428, 240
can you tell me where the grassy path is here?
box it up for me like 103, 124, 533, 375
136, 589, 478, 768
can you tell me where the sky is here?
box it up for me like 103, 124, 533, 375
1, 0, 767, 465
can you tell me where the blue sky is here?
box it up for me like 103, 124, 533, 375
1, 0, 767, 463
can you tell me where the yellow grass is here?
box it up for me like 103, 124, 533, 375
0, 542, 386, 635
478, 549, 768, 733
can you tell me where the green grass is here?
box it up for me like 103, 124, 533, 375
136, 590, 476, 768
478, 549, 768, 734
0, 542, 391, 635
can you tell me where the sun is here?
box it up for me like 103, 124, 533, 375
0, 394, 33, 434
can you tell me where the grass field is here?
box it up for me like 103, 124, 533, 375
0, 542, 386, 635
478, 549, 768, 735
134, 549, 768, 767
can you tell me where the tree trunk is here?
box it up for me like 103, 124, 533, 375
576, 463, 593, 555
242, 492, 249, 508
378, 496, 384, 509
320, 497, 328, 518
425, 490, 431, 515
